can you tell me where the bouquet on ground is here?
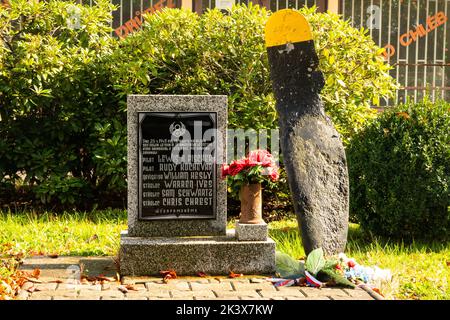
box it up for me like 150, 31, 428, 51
221, 149, 280, 196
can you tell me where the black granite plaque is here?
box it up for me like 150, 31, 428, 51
138, 112, 217, 220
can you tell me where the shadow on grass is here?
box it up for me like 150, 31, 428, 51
269, 220, 450, 255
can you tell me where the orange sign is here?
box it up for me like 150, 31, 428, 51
382, 11, 448, 60
400, 11, 447, 47
114, 0, 176, 39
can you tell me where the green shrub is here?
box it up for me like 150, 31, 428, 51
0, 3, 397, 209
113, 4, 397, 141
0, 0, 122, 207
347, 99, 450, 240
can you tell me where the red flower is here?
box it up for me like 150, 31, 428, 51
248, 149, 275, 167
269, 170, 280, 182
347, 260, 356, 268
264, 165, 280, 182
221, 164, 229, 178
228, 159, 248, 176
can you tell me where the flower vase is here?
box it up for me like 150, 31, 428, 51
239, 183, 263, 224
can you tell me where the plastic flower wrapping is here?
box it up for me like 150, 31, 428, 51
269, 248, 392, 296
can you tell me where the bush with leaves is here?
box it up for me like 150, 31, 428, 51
113, 5, 397, 143
0, 0, 123, 207
1, 3, 397, 209
347, 99, 450, 240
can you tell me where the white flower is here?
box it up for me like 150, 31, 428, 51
372, 267, 392, 283
338, 253, 348, 262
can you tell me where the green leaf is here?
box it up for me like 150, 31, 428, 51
275, 251, 305, 279
305, 247, 325, 276
319, 269, 356, 289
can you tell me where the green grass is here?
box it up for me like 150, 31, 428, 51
0, 210, 127, 256
268, 219, 450, 300
1, 211, 449, 300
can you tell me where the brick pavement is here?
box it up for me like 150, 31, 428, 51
17, 256, 377, 300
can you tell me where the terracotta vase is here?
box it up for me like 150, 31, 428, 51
239, 183, 263, 224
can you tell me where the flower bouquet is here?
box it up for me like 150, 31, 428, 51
221, 150, 280, 224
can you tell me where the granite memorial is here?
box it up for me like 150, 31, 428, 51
120, 95, 276, 276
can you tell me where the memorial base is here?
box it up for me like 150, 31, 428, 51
119, 230, 276, 276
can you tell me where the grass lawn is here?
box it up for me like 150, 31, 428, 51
1, 210, 449, 300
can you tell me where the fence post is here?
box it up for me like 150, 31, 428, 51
193, 0, 202, 14
249, 0, 270, 10
327, 0, 340, 13
181, 0, 193, 10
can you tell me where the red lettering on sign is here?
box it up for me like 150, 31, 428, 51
114, 0, 176, 39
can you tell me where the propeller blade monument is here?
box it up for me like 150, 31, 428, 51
265, 10, 349, 255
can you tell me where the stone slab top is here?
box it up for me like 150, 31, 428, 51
126, 95, 228, 238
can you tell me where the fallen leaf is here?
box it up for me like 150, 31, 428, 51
49, 279, 63, 284
31, 269, 41, 279
24, 277, 42, 283
96, 274, 116, 282
117, 286, 128, 293
125, 284, 139, 291
197, 272, 208, 278
26, 286, 37, 293
229, 271, 243, 278
372, 287, 384, 297
48, 254, 58, 259
160, 270, 177, 283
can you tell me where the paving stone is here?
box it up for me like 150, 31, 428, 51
21, 282, 34, 291
146, 281, 190, 291
232, 281, 276, 291
77, 284, 102, 292
16, 290, 30, 300
76, 296, 101, 300
29, 291, 60, 298
53, 296, 78, 300
29, 295, 52, 300
34, 282, 58, 291
300, 287, 349, 298
342, 288, 374, 299
170, 290, 215, 299
285, 296, 330, 300
259, 288, 305, 298
99, 290, 125, 299
145, 290, 171, 298
213, 278, 251, 283
190, 282, 233, 292
125, 296, 148, 300
215, 290, 260, 299
188, 279, 210, 284
101, 296, 124, 300
57, 283, 83, 290
249, 278, 266, 283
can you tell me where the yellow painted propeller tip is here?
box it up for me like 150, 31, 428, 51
265, 9, 313, 48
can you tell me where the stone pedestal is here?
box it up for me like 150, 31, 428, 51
120, 230, 275, 276
120, 95, 276, 276
235, 221, 268, 241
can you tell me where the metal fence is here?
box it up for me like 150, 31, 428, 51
83, 0, 449, 104
340, 0, 449, 104
198, 0, 322, 12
